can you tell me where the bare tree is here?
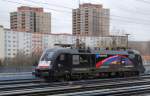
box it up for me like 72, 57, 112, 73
129, 41, 150, 56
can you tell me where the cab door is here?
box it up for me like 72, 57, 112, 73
56, 53, 71, 74
71, 54, 91, 74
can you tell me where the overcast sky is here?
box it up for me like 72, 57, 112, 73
0, 0, 150, 41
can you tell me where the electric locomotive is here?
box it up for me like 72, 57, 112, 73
33, 48, 145, 80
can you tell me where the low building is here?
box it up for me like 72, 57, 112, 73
0, 27, 127, 60
4, 29, 32, 59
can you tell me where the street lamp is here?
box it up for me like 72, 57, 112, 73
125, 34, 130, 49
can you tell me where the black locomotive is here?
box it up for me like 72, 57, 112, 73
33, 48, 145, 80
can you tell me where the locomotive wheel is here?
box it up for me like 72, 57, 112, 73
133, 71, 139, 76
118, 72, 124, 77
65, 74, 71, 81
124, 71, 132, 77
109, 72, 116, 77
78, 74, 82, 79
44, 76, 54, 82
59, 74, 71, 82
83, 73, 89, 80
59, 75, 66, 82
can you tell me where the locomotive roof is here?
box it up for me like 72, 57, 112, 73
93, 50, 128, 55
45, 48, 129, 55
46, 48, 79, 54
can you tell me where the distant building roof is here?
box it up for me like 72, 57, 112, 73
18, 6, 43, 12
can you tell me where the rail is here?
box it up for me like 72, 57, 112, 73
1, 75, 150, 96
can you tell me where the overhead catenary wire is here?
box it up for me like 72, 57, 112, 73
136, 0, 150, 4
21, 0, 73, 9
24, 0, 150, 22
1, 0, 72, 13
112, 0, 150, 16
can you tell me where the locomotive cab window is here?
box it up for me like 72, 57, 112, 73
41, 51, 54, 61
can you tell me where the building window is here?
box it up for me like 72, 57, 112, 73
8, 49, 11, 51
8, 40, 11, 43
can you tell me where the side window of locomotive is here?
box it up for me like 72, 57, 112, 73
72, 55, 79, 65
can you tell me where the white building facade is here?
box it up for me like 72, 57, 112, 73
4, 29, 32, 58
0, 26, 127, 60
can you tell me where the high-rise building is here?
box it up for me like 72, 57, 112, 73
72, 3, 109, 36
10, 6, 51, 33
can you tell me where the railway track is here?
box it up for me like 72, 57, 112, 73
1, 75, 150, 96
0, 76, 144, 86
0, 78, 42, 85
0, 74, 148, 86
0, 73, 148, 84
1, 80, 150, 96
50, 84, 150, 96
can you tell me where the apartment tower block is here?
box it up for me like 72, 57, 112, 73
72, 3, 109, 36
10, 6, 51, 33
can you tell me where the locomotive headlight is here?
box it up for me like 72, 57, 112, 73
38, 61, 52, 69
47, 61, 52, 68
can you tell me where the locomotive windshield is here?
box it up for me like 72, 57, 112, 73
41, 51, 54, 61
